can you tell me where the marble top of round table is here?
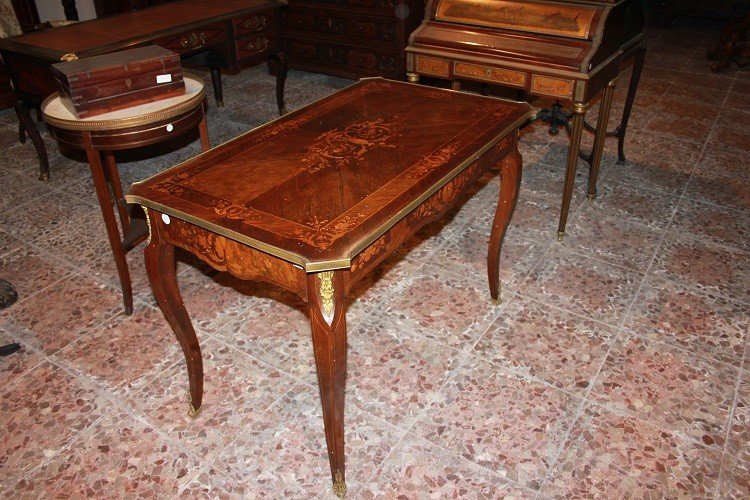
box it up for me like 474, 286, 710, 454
42, 76, 205, 131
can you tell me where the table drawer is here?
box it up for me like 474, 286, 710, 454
289, 0, 397, 12
155, 23, 227, 54
281, 8, 398, 46
236, 35, 276, 60
453, 62, 527, 88
233, 11, 276, 37
283, 37, 397, 77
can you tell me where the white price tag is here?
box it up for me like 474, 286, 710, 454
156, 74, 172, 84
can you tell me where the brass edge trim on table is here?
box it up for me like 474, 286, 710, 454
41, 77, 206, 131
128, 107, 532, 274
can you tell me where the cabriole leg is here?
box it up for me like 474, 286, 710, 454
488, 140, 522, 303
307, 270, 348, 498
144, 209, 204, 416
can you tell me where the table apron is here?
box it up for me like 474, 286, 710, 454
48, 105, 206, 151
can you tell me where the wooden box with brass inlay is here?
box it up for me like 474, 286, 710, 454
51, 45, 185, 119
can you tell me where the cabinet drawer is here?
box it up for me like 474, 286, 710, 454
281, 8, 398, 45
288, 0, 399, 11
155, 23, 227, 54
236, 35, 276, 60
233, 11, 275, 37
283, 38, 397, 76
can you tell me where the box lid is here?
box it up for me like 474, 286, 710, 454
51, 45, 181, 87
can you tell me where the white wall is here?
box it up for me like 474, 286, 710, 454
35, 0, 97, 22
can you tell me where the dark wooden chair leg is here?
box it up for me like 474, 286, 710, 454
272, 52, 288, 115
144, 211, 204, 415
306, 270, 347, 498
14, 100, 50, 180
103, 151, 131, 236
557, 104, 586, 241
488, 139, 522, 303
82, 132, 133, 315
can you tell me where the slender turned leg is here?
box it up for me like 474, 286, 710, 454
587, 80, 616, 200
82, 132, 133, 314
451, 80, 461, 91
557, 104, 586, 241
209, 67, 224, 108
14, 100, 49, 181
406, 72, 419, 83
144, 210, 204, 415
198, 110, 211, 152
307, 270, 347, 498
103, 151, 131, 236
616, 46, 646, 164
271, 52, 288, 115
18, 120, 26, 144
488, 141, 522, 303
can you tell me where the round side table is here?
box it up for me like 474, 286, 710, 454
42, 76, 211, 315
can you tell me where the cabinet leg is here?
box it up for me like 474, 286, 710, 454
616, 46, 646, 164
557, 104, 586, 241
587, 80, 616, 200
210, 67, 224, 108
307, 270, 347, 498
272, 52, 288, 115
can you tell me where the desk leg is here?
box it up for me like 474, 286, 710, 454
307, 270, 347, 498
14, 101, 49, 181
587, 80, 616, 200
557, 104, 586, 241
615, 46, 646, 164
82, 132, 133, 315
488, 141, 522, 303
103, 151, 131, 236
272, 52, 288, 115
144, 214, 204, 415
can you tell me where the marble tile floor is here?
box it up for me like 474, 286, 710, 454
0, 22, 749, 499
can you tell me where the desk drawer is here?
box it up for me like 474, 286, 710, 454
283, 37, 397, 77
236, 35, 275, 60
155, 23, 227, 54
281, 8, 398, 46
233, 11, 276, 37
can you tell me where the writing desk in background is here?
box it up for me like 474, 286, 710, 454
0, 0, 286, 180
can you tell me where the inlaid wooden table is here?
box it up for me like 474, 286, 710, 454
43, 76, 210, 315
126, 78, 531, 496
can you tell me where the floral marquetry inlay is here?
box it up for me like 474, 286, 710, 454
303, 118, 396, 173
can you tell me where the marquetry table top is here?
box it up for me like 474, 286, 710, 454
42, 76, 205, 131
127, 78, 531, 271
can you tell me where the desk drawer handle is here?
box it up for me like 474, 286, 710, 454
243, 16, 268, 30
180, 32, 208, 49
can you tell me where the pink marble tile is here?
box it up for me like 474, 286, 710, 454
589, 335, 737, 445
670, 198, 750, 252
719, 454, 750, 498
0, 326, 46, 388
53, 306, 182, 397
177, 466, 259, 499
347, 319, 463, 428
651, 232, 750, 303
585, 183, 679, 229
211, 383, 402, 498
624, 276, 749, 367
7, 410, 199, 498
0, 228, 22, 257
695, 146, 750, 181
726, 372, 750, 462
429, 224, 549, 295
0, 170, 56, 212
214, 290, 316, 383
644, 114, 712, 143
0, 191, 95, 241
414, 357, 582, 490
0, 246, 69, 301
710, 124, 750, 152
473, 299, 616, 394
361, 435, 533, 499
504, 190, 563, 243
562, 208, 665, 270
521, 247, 644, 326
127, 337, 291, 461
375, 267, 506, 351
543, 405, 722, 498
1, 273, 123, 355
0, 362, 109, 487
685, 170, 750, 211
